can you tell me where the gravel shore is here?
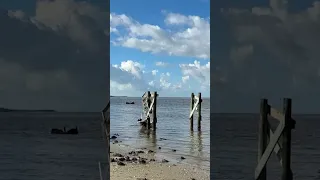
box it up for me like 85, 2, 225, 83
110, 143, 209, 180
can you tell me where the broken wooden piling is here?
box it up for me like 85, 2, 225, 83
255, 98, 296, 180
189, 92, 202, 131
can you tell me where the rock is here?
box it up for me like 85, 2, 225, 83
136, 150, 144, 154
172, 149, 176, 152
118, 157, 125, 161
161, 159, 169, 163
181, 156, 186, 160
111, 135, 117, 139
113, 153, 123, 157
139, 159, 147, 164
113, 140, 118, 144
159, 138, 167, 140
150, 158, 155, 162
129, 151, 139, 156
125, 156, 131, 161
131, 157, 138, 161
148, 150, 154, 153
158, 147, 161, 149
111, 158, 116, 162
117, 161, 125, 166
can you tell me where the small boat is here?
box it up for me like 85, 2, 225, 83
51, 127, 79, 134
126, 102, 135, 104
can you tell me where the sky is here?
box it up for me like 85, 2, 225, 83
0, 0, 108, 112
211, 0, 320, 113
110, 0, 210, 97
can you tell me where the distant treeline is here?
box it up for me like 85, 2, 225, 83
0, 108, 56, 112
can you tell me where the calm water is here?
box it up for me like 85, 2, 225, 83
0, 112, 107, 180
110, 97, 210, 170
211, 114, 320, 180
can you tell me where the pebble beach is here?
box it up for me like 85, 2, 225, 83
110, 137, 210, 180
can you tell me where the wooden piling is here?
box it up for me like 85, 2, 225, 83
147, 91, 151, 129
197, 92, 202, 131
258, 99, 268, 180
282, 98, 292, 180
190, 93, 194, 131
152, 91, 157, 130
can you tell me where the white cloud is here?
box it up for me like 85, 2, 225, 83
117, 60, 144, 79
179, 60, 210, 86
110, 81, 133, 91
155, 61, 169, 67
148, 80, 155, 87
159, 72, 171, 89
152, 70, 158, 76
111, 59, 210, 96
182, 75, 190, 83
110, 12, 210, 59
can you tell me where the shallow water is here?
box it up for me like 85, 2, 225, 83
0, 112, 107, 180
211, 113, 320, 180
110, 97, 210, 170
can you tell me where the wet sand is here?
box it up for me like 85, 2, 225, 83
110, 143, 209, 180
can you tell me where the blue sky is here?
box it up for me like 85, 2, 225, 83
110, 0, 210, 97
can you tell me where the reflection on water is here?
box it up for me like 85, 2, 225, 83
139, 128, 157, 149
110, 97, 210, 170
190, 131, 203, 155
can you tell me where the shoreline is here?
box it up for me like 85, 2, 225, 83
110, 143, 209, 180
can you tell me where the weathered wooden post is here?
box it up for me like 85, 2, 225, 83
147, 91, 151, 129
197, 92, 202, 131
282, 98, 293, 180
152, 91, 157, 130
190, 93, 194, 131
258, 99, 268, 180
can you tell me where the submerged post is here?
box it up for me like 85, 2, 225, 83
258, 99, 268, 180
190, 93, 194, 130
282, 98, 293, 180
152, 91, 157, 130
197, 92, 202, 131
147, 91, 151, 129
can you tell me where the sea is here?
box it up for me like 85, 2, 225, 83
0, 112, 107, 180
110, 97, 210, 171
211, 113, 320, 180
2, 100, 317, 180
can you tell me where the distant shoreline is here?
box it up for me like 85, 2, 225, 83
0, 108, 56, 112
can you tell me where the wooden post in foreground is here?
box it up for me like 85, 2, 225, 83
152, 91, 157, 130
147, 91, 151, 129
282, 98, 292, 180
190, 93, 194, 131
258, 99, 268, 180
197, 92, 202, 131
